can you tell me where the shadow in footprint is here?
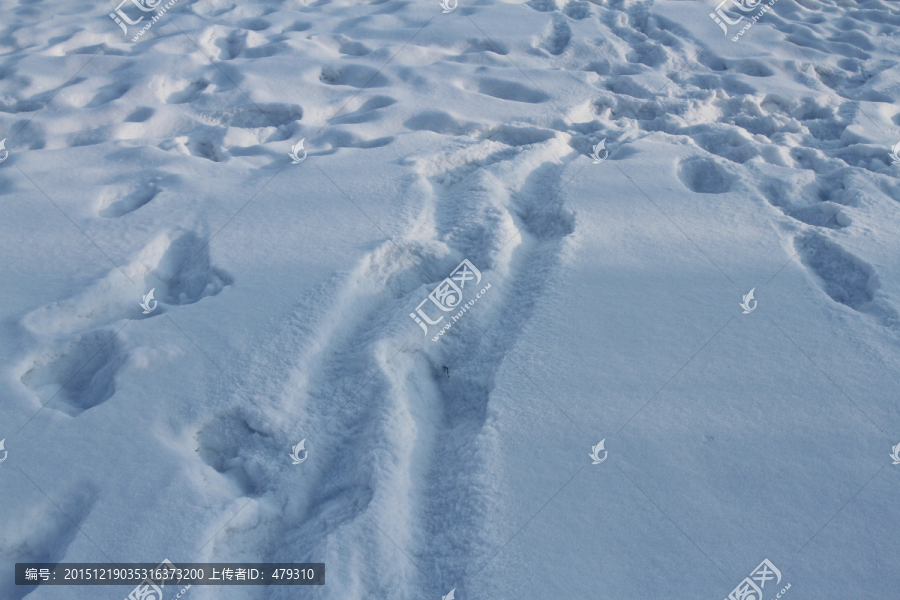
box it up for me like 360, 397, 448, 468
217, 30, 246, 60
484, 124, 556, 146
100, 176, 165, 218
797, 235, 873, 311
166, 81, 208, 104
332, 96, 395, 125
284, 20, 311, 32
316, 130, 395, 152
84, 82, 130, 108
677, 157, 734, 194
404, 110, 477, 135
237, 17, 270, 31
340, 40, 371, 56
226, 103, 304, 129
0, 483, 98, 600
20, 330, 125, 417
320, 64, 388, 88
796, 234, 900, 329
152, 232, 233, 306
526, 0, 558, 11
124, 106, 154, 122
473, 78, 548, 104
196, 410, 279, 497
185, 139, 221, 162
541, 14, 571, 56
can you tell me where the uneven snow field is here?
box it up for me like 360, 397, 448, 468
1, 0, 900, 598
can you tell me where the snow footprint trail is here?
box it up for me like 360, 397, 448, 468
165, 0, 656, 592
7, 0, 900, 596
3, 24, 299, 425
400, 133, 582, 590
16, 230, 232, 421
457, 3, 900, 595
199, 130, 583, 598
191, 239, 431, 583
573, 0, 900, 333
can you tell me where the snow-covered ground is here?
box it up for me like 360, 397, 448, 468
1, 0, 899, 598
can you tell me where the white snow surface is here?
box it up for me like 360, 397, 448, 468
1, 0, 900, 598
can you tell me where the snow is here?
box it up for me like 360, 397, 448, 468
1, 0, 900, 598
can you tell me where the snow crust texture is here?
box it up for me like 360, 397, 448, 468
1, 0, 900, 599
